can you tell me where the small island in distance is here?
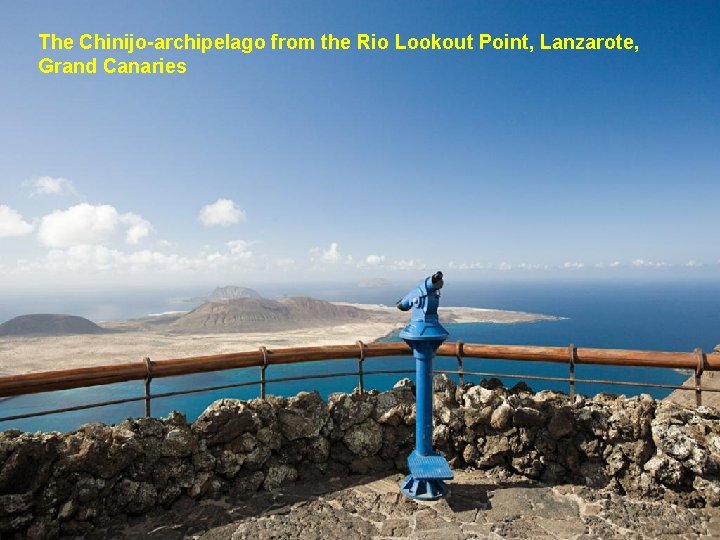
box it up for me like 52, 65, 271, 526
0, 314, 110, 337
0, 285, 559, 376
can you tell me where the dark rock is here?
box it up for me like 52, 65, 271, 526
76, 474, 99, 503
255, 426, 281, 451
161, 426, 197, 457
296, 461, 325, 482
243, 445, 271, 471
263, 463, 297, 491
276, 439, 307, 465
25, 515, 59, 540
60, 519, 93, 536
329, 392, 374, 431
330, 441, 354, 464
513, 407, 545, 428
215, 450, 245, 478
192, 400, 257, 445
234, 470, 264, 495
510, 381, 534, 394
548, 408, 575, 439
480, 377, 504, 390
277, 391, 328, 440
228, 432, 256, 454
580, 461, 611, 488
187, 472, 212, 498
115, 479, 157, 514
373, 382, 415, 426
342, 418, 383, 457
157, 484, 182, 507
0, 492, 33, 516
306, 436, 330, 463
0, 434, 59, 493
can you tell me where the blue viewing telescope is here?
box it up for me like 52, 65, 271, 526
396, 271, 448, 342
396, 271, 453, 501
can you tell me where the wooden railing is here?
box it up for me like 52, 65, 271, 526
0, 342, 717, 423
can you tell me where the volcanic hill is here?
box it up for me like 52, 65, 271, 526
168, 296, 372, 333
0, 314, 109, 337
208, 286, 263, 300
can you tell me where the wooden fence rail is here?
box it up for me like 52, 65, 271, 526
0, 342, 716, 402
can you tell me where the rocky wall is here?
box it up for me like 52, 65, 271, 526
1, 376, 719, 538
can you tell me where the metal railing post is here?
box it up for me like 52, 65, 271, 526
568, 345, 577, 400
2, 342, 720, 424
356, 340, 365, 394
456, 340, 465, 386
695, 347, 705, 407
143, 357, 153, 417
259, 346, 269, 399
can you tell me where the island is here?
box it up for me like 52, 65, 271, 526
0, 292, 560, 376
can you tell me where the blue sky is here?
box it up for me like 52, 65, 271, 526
0, 1, 718, 289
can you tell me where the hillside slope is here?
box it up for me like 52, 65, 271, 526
168, 296, 372, 333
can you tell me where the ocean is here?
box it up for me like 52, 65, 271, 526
1, 280, 719, 433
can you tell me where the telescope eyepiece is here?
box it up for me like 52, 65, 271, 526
431, 271, 443, 284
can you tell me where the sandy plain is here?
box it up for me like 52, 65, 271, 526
0, 304, 558, 376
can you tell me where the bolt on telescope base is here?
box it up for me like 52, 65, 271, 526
399, 475, 449, 501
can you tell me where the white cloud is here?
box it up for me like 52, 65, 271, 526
39, 204, 119, 247
311, 242, 342, 264
517, 263, 550, 270
0, 205, 34, 237
38, 204, 152, 247
36, 245, 200, 274
323, 243, 340, 263
199, 198, 246, 227
685, 260, 703, 268
25, 237, 261, 275
120, 213, 152, 244
275, 257, 295, 267
448, 261, 491, 271
46, 245, 122, 272
389, 259, 426, 271
631, 258, 668, 268
365, 254, 385, 266
227, 239, 254, 259
563, 261, 585, 269
30, 176, 78, 196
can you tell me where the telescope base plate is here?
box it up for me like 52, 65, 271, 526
399, 475, 449, 501
400, 451, 453, 501
407, 451, 453, 480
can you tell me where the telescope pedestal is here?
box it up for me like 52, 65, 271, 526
399, 338, 453, 501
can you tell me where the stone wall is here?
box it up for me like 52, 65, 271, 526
1, 376, 719, 538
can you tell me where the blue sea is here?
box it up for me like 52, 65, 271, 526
1, 280, 719, 433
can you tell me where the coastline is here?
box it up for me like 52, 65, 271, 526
0, 303, 558, 376
665, 370, 720, 408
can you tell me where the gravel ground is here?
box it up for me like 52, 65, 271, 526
88, 470, 720, 540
